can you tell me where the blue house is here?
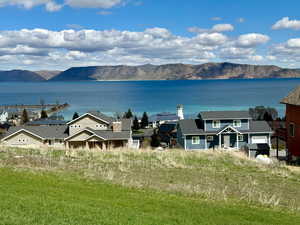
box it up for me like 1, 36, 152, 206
177, 111, 273, 150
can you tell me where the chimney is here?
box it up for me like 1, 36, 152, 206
177, 104, 184, 120
112, 121, 122, 132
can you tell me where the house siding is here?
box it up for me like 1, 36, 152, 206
285, 104, 300, 157
185, 135, 206, 150
3, 131, 44, 146
205, 119, 249, 132
176, 126, 185, 148
69, 115, 109, 136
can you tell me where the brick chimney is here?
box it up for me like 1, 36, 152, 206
112, 121, 122, 132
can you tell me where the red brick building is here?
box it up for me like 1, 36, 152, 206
281, 86, 300, 161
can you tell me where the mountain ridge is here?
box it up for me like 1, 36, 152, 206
1, 62, 300, 82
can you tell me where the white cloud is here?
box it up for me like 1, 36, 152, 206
0, 28, 281, 70
0, 0, 124, 11
237, 18, 245, 23
188, 24, 234, 33
211, 17, 222, 21
272, 17, 300, 30
235, 33, 270, 48
65, 0, 122, 9
45, 1, 62, 12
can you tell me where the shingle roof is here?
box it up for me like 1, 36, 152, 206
178, 119, 272, 135
26, 119, 67, 126
3, 125, 68, 140
245, 120, 273, 133
200, 111, 251, 120
178, 119, 205, 135
280, 86, 300, 106
87, 111, 115, 123
93, 130, 131, 140
149, 112, 179, 122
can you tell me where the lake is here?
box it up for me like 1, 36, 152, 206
0, 78, 299, 119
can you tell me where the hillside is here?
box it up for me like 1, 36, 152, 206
0, 70, 46, 82
50, 62, 300, 81
1, 147, 300, 215
35, 70, 61, 80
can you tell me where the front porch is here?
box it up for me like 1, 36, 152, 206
66, 140, 128, 150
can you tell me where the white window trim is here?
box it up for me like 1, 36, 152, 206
212, 120, 221, 128
289, 123, 295, 137
207, 136, 214, 141
192, 136, 200, 145
233, 120, 241, 128
238, 135, 244, 142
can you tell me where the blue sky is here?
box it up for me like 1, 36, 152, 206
1, 0, 300, 70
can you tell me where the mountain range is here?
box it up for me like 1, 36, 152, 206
1, 63, 300, 82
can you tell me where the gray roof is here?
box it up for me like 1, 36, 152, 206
178, 119, 272, 135
88, 111, 115, 123
93, 130, 131, 140
178, 119, 205, 135
3, 125, 68, 140
149, 112, 179, 122
200, 111, 251, 120
26, 119, 67, 126
281, 86, 300, 106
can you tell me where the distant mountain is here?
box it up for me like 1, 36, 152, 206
2, 63, 300, 82
35, 70, 61, 80
50, 62, 300, 81
0, 70, 45, 82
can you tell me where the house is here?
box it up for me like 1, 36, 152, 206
177, 111, 273, 150
158, 123, 177, 147
149, 105, 184, 128
0, 111, 8, 123
280, 86, 300, 161
1, 111, 133, 150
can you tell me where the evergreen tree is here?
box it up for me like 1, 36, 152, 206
21, 109, 29, 124
151, 130, 161, 147
141, 112, 149, 128
72, 112, 79, 120
132, 116, 140, 131
123, 109, 133, 118
40, 110, 48, 119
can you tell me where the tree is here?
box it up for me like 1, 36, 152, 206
123, 109, 133, 118
249, 106, 278, 121
132, 116, 140, 131
40, 110, 48, 119
151, 130, 161, 147
263, 111, 273, 121
21, 109, 29, 124
72, 112, 79, 120
141, 112, 149, 129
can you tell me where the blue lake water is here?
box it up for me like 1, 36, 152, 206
0, 78, 300, 119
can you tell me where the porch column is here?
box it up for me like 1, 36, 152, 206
85, 141, 89, 150
205, 136, 208, 150
66, 141, 70, 149
236, 133, 239, 149
219, 135, 221, 149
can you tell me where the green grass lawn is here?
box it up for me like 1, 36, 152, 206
0, 167, 299, 225
0, 147, 300, 224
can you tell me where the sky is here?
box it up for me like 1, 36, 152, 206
1, 0, 300, 70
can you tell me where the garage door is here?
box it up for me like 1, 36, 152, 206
251, 136, 268, 144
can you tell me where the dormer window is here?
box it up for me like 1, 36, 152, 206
212, 120, 220, 128
233, 120, 241, 128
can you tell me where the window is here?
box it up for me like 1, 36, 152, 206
192, 136, 200, 145
233, 120, 241, 128
289, 123, 295, 137
212, 120, 220, 128
207, 136, 214, 141
238, 135, 244, 142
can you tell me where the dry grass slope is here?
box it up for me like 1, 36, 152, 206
0, 147, 300, 211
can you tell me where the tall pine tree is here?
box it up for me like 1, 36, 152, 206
40, 110, 48, 119
141, 112, 149, 128
132, 116, 140, 131
72, 112, 79, 120
123, 109, 133, 118
21, 109, 29, 124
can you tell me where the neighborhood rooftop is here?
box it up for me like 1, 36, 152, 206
200, 111, 251, 120
280, 86, 300, 106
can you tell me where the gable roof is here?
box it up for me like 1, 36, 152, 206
149, 112, 179, 122
200, 111, 251, 120
178, 119, 205, 135
280, 86, 300, 106
2, 125, 68, 141
26, 119, 67, 126
67, 112, 114, 125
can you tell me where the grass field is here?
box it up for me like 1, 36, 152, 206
0, 147, 300, 224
